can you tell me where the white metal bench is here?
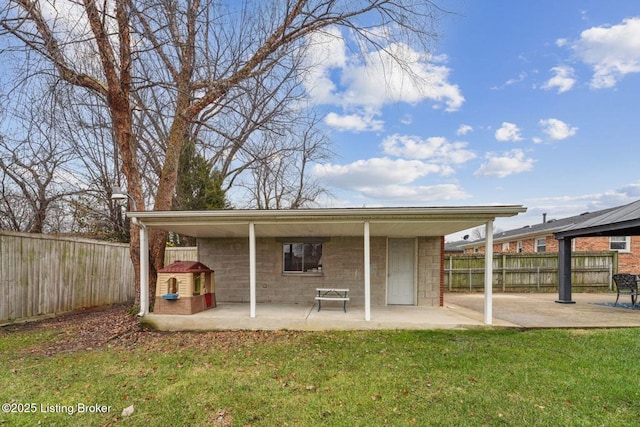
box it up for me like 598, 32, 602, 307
315, 288, 350, 312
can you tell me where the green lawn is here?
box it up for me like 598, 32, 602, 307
1, 327, 639, 426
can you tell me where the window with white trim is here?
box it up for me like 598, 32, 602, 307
610, 236, 630, 252
283, 242, 323, 273
535, 238, 546, 253
502, 242, 510, 251
516, 241, 523, 253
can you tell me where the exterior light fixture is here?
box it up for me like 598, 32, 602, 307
111, 185, 137, 211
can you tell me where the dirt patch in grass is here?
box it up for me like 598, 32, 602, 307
1, 305, 305, 356
1, 304, 142, 355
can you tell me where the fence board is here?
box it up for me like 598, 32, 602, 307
1, 232, 616, 321
164, 247, 198, 264
445, 252, 616, 292
0, 231, 135, 323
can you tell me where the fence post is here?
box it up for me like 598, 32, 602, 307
469, 268, 472, 292
448, 256, 453, 291
502, 254, 506, 292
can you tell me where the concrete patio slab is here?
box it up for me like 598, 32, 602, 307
445, 292, 640, 328
141, 292, 640, 331
141, 301, 515, 331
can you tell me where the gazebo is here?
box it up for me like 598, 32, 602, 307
554, 199, 640, 303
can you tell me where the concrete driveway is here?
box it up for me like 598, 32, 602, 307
445, 292, 640, 328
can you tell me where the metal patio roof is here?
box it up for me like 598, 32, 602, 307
127, 205, 527, 238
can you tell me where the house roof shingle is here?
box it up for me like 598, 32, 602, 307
462, 206, 620, 247
555, 199, 640, 238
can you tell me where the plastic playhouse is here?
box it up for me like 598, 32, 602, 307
154, 260, 216, 314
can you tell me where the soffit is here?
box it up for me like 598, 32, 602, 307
128, 206, 527, 238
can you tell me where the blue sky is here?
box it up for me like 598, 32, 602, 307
2, 1, 638, 240
303, 1, 640, 240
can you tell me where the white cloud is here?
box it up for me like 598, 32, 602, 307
355, 184, 470, 203
381, 134, 475, 164
570, 17, 640, 89
505, 72, 527, 86
474, 149, 534, 178
457, 124, 473, 136
538, 118, 578, 141
542, 66, 576, 93
342, 44, 464, 111
303, 28, 464, 114
400, 114, 413, 125
526, 181, 640, 217
324, 112, 384, 132
495, 122, 523, 142
491, 72, 528, 91
313, 157, 452, 190
302, 27, 348, 104
313, 157, 470, 203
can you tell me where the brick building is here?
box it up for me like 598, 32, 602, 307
129, 206, 526, 321
460, 205, 640, 273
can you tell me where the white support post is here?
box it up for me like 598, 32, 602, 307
249, 222, 256, 318
364, 221, 371, 321
484, 219, 494, 325
137, 221, 149, 317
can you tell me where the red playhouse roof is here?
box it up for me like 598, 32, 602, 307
158, 261, 213, 273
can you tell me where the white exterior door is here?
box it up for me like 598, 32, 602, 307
387, 238, 416, 305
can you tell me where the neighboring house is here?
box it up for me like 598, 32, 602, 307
444, 239, 468, 255
129, 206, 525, 322
460, 205, 640, 273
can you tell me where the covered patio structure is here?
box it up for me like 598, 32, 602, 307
554, 199, 640, 304
129, 205, 526, 326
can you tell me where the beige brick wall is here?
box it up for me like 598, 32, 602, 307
198, 236, 442, 307
417, 237, 442, 306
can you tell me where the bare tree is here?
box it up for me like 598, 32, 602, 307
471, 225, 503, 241
242, 113, 331, 209
0, 88, 81, 233
55, 87, 130, 239
1, 0, 444, 307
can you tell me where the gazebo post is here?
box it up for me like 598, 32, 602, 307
556, 236, 575, 304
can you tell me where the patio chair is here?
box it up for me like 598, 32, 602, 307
612, 274, 640, 308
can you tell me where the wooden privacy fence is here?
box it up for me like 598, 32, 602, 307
165, 246, 198, 264
0, 231, 135, 322
445, 252, 618, 292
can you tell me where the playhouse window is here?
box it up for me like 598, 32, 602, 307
167, 277, 178, 294
194, 274, 202, 295
283, 243, 323, 273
